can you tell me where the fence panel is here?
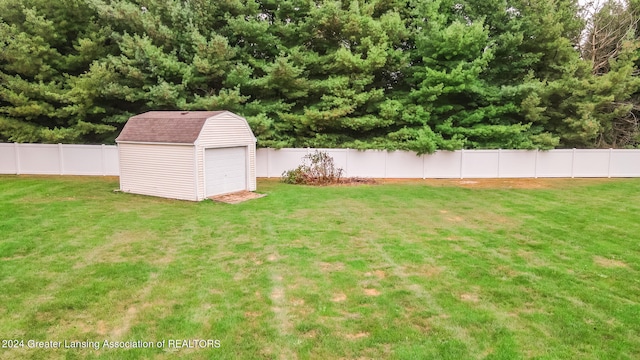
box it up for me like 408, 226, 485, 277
0, 143, 17, 174
265, 148, 309, 178
462, 150, 500, 178
345, 150, 387, 178
2, 143, 640, 178
18, 144, 60, 174
610, 150, 640, 177
103, 146, 119, 176
386, 151, 424, 178
573, 149, 611, 177
424, 151, 462, 178
0, 143, 118, 176
256, 148, 269, 177
535, 150, 573, 177
321, 149, 348, 175
498, 150, 537, 178
62, 145, 104, 175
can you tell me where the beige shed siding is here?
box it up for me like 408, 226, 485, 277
248, 143, 256, 191
119, 143, 197, 201
197, 113, 256, 146
194, 113, 257, 199
195, 149, 204, 200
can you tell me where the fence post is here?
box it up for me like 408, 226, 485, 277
422, 152, 426, 179
14, 142, 20, 175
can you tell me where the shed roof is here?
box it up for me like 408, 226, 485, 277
116, 111, 227, 143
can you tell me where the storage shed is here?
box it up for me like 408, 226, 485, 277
116, 111, 257, 201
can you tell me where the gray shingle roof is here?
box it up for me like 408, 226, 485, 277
116, 111, 226, 143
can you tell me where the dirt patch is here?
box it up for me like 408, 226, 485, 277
593, 256, 628, 268
244, 311, 261, 318
336, 177, 378, 186
376, 178, 615, 189
345, 332, 369, 340
492, 265, 519, 279
318, 261, 345, 273
364, 288, 381, 296
290, 298, 305, 306
209, 191, 266, 204
460, 293, 480, 303
260, 177, 617, 189
96, 321, 108, 335
331, 293, 347, 302
364, 270, 386, 279
267, 253, 280, 262
403, 264, 443, 277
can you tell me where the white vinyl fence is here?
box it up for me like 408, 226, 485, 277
257, 148, 640, 178
0, 143, 119, 176
2, 143, 640, 178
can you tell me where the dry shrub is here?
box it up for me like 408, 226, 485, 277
282, 151, 344, 185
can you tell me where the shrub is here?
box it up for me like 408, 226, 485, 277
282, 150, 344, 185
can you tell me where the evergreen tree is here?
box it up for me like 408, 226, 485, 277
1, 0, 638, 150
0, 0, 118, 143
581, 0, 640, 147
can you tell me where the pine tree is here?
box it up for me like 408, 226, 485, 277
236, 0, 413, 149
0, 0, 118, 143
581, 0, 640, 147
402, 0, 566, 152
2, 0, 636, 150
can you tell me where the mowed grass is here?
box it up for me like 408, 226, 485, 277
1, 176, 640, 360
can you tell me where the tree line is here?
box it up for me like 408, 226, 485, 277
1, 0, 639, 153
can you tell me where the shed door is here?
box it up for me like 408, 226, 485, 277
205, 147, 247, 196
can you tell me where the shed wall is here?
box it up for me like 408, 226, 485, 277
194, 114, 257, 199
197, 113, 256, 146
119, 143, 196, 201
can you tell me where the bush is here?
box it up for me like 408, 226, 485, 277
282, 150, 344, 185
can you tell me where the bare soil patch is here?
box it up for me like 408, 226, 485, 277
209, 191, 266, 204
376, 178, 615, 189
244, 311, 261, 318
331, 293, 347, 302
267, 253, 280, 262
593, 256, 628, 268
403, 264, 443, 277
337, 177, 378, 186
318, 261, 345, 273
345, 332, 370, 340
460, 293, 480, 303
364, 270, 386, 279
364, 288, 381, 296
263, 177, 615, 189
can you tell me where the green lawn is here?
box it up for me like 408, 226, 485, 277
1, 176, 639, 360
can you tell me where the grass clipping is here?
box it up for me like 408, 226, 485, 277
281, 150, 375, 185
